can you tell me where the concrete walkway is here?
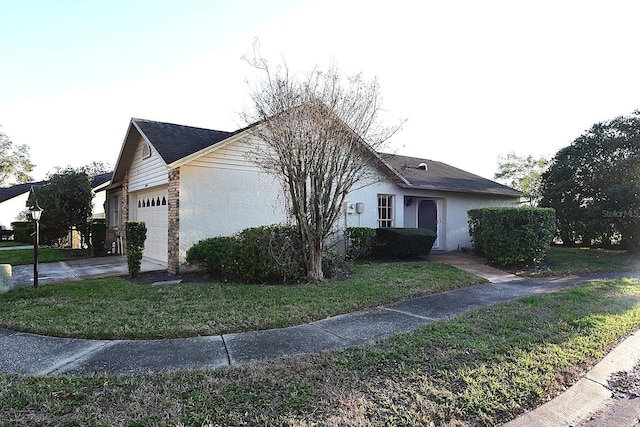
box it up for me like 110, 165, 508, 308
0, 253, 639, 425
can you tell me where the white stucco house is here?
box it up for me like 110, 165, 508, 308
106, 118, 521, 274
0, 173, 112, 232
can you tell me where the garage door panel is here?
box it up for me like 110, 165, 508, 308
135, 189, 168, 263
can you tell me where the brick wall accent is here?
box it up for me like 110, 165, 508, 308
121, 172, 129, 255
167, 168, 180, 274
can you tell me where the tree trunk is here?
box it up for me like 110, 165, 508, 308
306, 239, 325, 283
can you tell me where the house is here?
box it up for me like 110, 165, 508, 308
0, 181, 45, 230
0, 172, 112, 232
106, 118, 521, 274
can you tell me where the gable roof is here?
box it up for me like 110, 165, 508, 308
0, 173, 112, 204
380, 153, 521, 197
0, 181, 45, 203
111, 118, 520, 198
111, 118, 238, 185
133, 119, 236, 165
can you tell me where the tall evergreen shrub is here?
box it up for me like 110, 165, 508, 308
468, 207, 556, 265
125, 221, 147, 277
91, 219, 107, 256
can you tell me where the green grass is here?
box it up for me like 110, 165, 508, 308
1, 278, 638, 426
0, 241, 29, 248
0, 248, 70, 265
515, 246, 639, 277
0, 261, 486, 339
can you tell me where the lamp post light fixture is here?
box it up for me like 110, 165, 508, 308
30, 203, 43, 288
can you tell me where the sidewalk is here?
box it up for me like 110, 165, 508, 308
0, 253, 639, 425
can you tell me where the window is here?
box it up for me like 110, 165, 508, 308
108, 195, 121, 229
142, 143, 152, 159
377, 194, 394, 228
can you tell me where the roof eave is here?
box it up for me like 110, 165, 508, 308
395, 182, 522, 197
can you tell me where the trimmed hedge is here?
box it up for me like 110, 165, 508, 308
91, 219, 107, 256
186, 225, 305, 284
468, 207, 556, 265
345, 227, 376, 259
125, 222, 147, 278
374, 227, 437, 258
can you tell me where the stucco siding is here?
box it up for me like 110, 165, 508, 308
443, 193, 519, 250
178, 163, 287, 262
128, 137, 169, 192
0, 193, 29, 229
344, 178, 520, 251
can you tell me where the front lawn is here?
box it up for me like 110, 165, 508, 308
1, 278, 638, 426
0, 248, 70, 265
515, 246, 638, 277
0, 261, 486, 339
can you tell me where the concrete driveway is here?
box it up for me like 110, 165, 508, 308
8, 256, 167, 288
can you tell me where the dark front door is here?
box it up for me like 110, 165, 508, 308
418, 200, 437, 233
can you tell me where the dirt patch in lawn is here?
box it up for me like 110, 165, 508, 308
122, 270, 213, 285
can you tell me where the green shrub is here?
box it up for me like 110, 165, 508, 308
468, 207, 556, 266
237, 225, 305, 283
186, 236, 241, 280
345, 227, 376, 259
11, 221, 32, 244
374, 228, 437, 258
90, 219, 107, 256
186, 225, 306, 284
125, 222, 147, 278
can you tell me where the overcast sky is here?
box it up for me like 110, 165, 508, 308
1, 0, 639, 182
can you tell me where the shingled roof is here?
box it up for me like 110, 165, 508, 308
133, 119, 237, 165
0, 181, 45, 203
379, 153, 521, 197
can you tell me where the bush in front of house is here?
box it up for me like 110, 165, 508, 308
468, 207, 556, 266
345, 227, 376, 260
11, 221, 32, 244
91, 219, 107, 256
125, 221, 147, 277
374, 227, 438, 258
186, 225, 306, 284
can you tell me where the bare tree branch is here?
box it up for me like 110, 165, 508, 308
241, 51, 403, 282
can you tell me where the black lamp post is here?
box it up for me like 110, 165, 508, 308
30, 203, 43, 288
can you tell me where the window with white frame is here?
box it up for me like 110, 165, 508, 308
108, 195, 121, 229
377, 194, 394, 228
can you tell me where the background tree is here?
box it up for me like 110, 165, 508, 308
0, 129, 34, 186
540, 110, 640, 251
242, 53, 401, 282
494, 152, 548, 206
33, 167, 94, 247
51, 161, 112, 178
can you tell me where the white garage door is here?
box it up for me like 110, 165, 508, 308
134, 188, 168, 263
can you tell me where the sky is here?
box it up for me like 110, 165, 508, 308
1, 0, 639, 183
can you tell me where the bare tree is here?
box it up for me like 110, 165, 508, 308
242, 53, 402, 282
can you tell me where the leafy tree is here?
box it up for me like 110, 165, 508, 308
33, 167, 94, 247
51, 160, 112, 178
242, 51, 401, 282
540, 110, 640, 251
494, 152, 548, 206
0, 129, 34, 186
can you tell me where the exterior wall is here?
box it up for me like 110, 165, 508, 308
128, 137, 169, 192
440, 192, 518, 250
344, 177, 520, 251
178, 139, 287, 264
0, 193, 29, 229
